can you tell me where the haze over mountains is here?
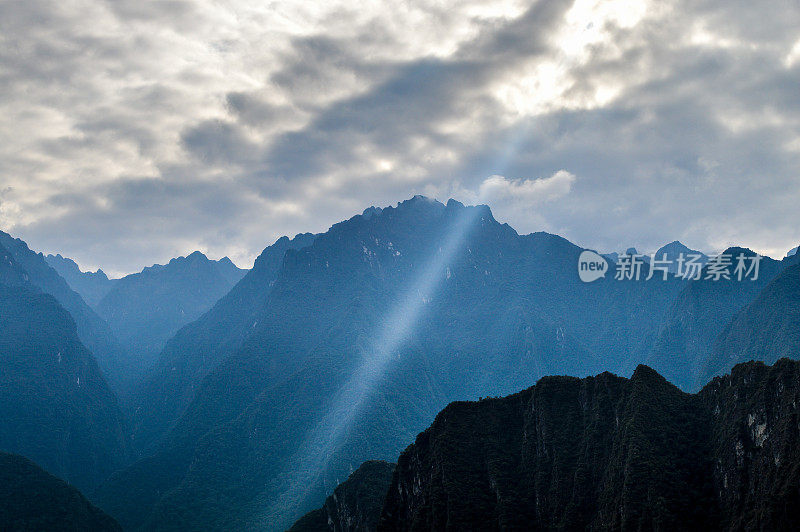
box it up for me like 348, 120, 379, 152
1, 196, 799, 530
94, 251, 246, 373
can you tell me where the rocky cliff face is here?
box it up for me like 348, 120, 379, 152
379, 359, 800, 531
700, 359, 800, 530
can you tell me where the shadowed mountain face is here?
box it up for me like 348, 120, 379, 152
127, 232, 316, 454
0, 243, 130, 493
98, 198, 692, 530
0, 452, 121, 531
95, 251, 246, 374
0, 231, 130, 392
290, 461, 395, 532
645, 248, 798, 391
378, 359, 800, 531
44, 253, 115, 307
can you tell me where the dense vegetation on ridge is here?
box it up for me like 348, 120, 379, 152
290, 461, 395, 532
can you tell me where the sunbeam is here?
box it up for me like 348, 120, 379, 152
259, 133, 532, 526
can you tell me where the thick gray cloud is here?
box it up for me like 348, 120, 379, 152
0, 0, 798, 275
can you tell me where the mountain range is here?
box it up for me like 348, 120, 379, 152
93, 197, 800, 530
94, 251, 246, 374
1, 196, 799, 530
0, 231, 131, 392
45, 253, 115, 307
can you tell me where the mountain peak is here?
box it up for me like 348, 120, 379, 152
720, 246, 756, 257
396, 194, 443, 210
656, 240, 691, 254
186, 250, 208, 261
361, 206, 383, 220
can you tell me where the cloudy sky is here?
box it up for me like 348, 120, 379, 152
1, 0, 798, 276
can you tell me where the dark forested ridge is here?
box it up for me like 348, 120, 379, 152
283, 359, 798, 531
95, 251, 246, 373
0, 452, 121, 531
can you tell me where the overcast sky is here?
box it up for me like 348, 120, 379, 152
1, 0, 799, 276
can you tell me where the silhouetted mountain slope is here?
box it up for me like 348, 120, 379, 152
0, 282, 130, 492
646, 247, 797, 390
290, 461, 395, 532
45, 253, 115, 307
100, 198, 689, 531
379, 359, 800, 531
127, 232, 315, 453
705, 263, 800, 381
700, 358, 800, 530
0, 452, 121, 531
96, 251, 246, 372
0, 231, 130, 392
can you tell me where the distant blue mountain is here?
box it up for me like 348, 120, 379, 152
45, 253, 115, 307
95, 251, 247, 375
0, 241, 130, 492
653, 240, 709, 274
0, 231, 130, 392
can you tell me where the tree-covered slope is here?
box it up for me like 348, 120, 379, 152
646, 248, 797, 391
705, 263, 800, 382
127, 232, 315, 453
379, 359, 800, 531
96, 251, 246, 372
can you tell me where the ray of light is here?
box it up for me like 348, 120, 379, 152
258, 126, 531, 529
